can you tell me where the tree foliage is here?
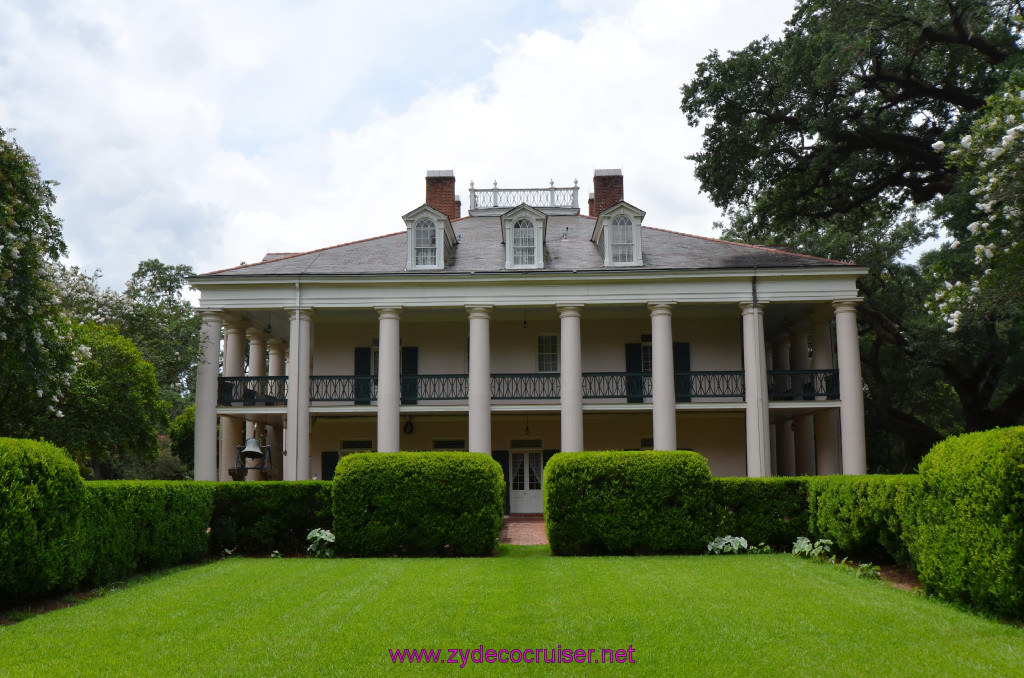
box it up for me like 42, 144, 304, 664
0, 129, 74, 436
41, 324, 167, 476
54, 259, 200, 419
681, 0, 1024, 468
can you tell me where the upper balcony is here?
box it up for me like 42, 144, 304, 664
217, 369, 838, 407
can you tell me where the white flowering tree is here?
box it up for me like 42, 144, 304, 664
931, 72, 1024, 330
0, 129, 74, 436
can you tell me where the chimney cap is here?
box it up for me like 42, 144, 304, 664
426, 169, 455, 178
594, 168, 622, 177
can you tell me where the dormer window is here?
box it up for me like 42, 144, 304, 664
592, 201, 645, 266
414, 218, 437, 266
501, 204, 547, 269
610, 215, 634, 263
403, 205, 457, 270
512, 219, 536, 266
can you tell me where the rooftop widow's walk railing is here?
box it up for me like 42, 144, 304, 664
468, 180, 580, 210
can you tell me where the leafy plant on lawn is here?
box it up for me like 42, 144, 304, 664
792, 536, 833, 559
707, 535, 773, 555
306, 528, 335, 558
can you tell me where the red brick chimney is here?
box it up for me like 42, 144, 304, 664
588, 192, 596, 217
593, 169, 623, 215
425, 170, 460, 221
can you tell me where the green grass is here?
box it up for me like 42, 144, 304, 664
1, 553, 1021, 676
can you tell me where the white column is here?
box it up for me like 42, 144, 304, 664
244, 330, 268, 480
558, 304, 584, 452
376, 307, 402, 453
741, 302, 771, 477
194, 310, 222, 481
219, 320, 246, 482
267, 338, 286, 480
467, 305, 492, 454
648, 302, 676, 451
772, 334, 795, 476
790, 322, 816, 475
811, 309, 841, 475
834, 299, 866, 474
285, 309, 313, 479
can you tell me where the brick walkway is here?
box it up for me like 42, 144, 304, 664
499, 514, 548, 545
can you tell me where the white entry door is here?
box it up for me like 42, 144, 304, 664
510, 451, 544, 513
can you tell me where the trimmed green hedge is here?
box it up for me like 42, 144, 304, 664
0, 438, 85, 597
910, 427, 1024, 617
712, 477, 810, 548
78, 481, 213, 587
807, 475, 920, 563
210, 481, 332, 555
333, 452, 504, 557
545, 450, 717, 555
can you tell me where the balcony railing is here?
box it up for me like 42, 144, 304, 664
468, 180, 580, 210
401, 374, 469, 401
217, 376, 288, 406
310, 375, 377, 403
491, 373, 561, 400
217, 369, 838, 406
767, 369, 839, 400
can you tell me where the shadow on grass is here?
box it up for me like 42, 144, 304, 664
496, 544, 551, 558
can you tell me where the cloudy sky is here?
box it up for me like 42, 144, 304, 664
1, 0, 796, 288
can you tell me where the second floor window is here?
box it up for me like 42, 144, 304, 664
537, 335, 558, 372
512, 218, 535, 266
611, 215, 634, 263
415, 218, 437, 266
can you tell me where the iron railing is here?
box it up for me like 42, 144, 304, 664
767, 369, 839, 400
491, 373, 561, 399
217, 377, 288, 406
218, 370, 837, 406
468, 180, 580, 210
582, 372, 651, 399
401, 374, 469, 400
309, 375, 377, 403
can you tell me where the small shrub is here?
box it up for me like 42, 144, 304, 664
910, 427, 1024, 617
306, 528, 335, 558
792, 536, 833, 559
545, 450, 717, 555
712, 477, 809, 548
707, 535, 748, 554
807, 474, 921, 563
209, 481, 332, 556
0, 438, 84, 598
333, 452, 504, 557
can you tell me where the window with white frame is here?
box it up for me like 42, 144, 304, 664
641, 334, 652, 373
537, 335, 558, 372
610, 215, 634, 263
512, 218, 536, 266
414, 218, 437, 266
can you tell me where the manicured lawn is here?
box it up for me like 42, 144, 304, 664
1, 550, 1021, 676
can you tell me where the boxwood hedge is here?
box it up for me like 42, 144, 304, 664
544, 450, 717, 555
712, 477, 810, 548
807, 474, 921, 563
333, 452, 504, 557
0, 438, 85, 598
910, 427, 1024, 617
209, 481, 332, 555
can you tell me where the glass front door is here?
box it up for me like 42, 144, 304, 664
510, 451, 543, 513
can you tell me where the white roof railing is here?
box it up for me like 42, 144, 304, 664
468, 179, 579, 211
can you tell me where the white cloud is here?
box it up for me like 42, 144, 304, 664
0, 0, 795, 285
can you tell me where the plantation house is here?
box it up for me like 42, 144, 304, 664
190, 170, 867, 511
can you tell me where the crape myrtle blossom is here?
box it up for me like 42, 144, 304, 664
929, 75, 1024, 332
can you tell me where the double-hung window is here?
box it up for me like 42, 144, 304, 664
610, 215, 634, 263
414, 218, 437, 266
512, 219, 535, 266
537, 335, 559, 372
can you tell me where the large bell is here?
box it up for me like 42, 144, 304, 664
240, 437, 264, 460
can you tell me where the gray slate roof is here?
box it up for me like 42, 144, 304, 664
202, 214, 852, 277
